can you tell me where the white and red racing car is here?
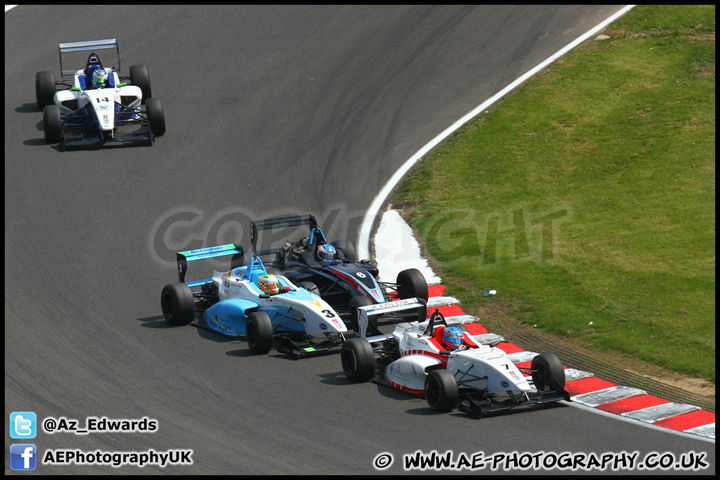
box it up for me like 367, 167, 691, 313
341, 301, 569, 417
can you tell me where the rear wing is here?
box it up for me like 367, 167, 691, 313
358, 297, 427, 339
58, 38, 119, 76
176, 243, 244, 286
249, 214, 318, 252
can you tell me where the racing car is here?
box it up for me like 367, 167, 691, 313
35, 38, 165, 149
340, 305, 570, 417
160, 243, 349, 357
248, 214, 429, 331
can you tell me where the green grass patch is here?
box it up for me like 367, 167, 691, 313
394, 5, 715, 383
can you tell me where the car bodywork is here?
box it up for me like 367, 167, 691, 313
248, 214, 429, 327
342, 305, 570, 417
160, 243, 348, 357
35, 39, 165, 149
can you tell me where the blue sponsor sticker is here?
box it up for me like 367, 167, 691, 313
191, 245, 224, 254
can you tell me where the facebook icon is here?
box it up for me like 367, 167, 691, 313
10, 444, 37, 471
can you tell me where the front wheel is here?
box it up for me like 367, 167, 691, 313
425, 369, 458, 412
341, 338, 375, 382
146, 97, 166, 136
43, 105, 62, 144
397, 268, 428, 302
160, 283, 195, 326
531, 352, 566, 392
129, 64, 152, 102
247, 312, 273, 354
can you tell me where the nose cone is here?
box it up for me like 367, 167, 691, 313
283, 289, 347, 333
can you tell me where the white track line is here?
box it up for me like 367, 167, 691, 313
358, 5, 636, 260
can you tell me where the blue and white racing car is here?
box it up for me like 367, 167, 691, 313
35, 39, 165, 149
160, 243, 349, 357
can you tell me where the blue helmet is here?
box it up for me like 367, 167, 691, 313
317, 243, 337, 264
92, 68, 108, 88
442, 326, 464, 350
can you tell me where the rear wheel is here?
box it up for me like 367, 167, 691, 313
397, 268, 428, 301
247, 312, 273, 354
146, 97, 166, 136
296, 281, 319, 295
425, 369, 458, 412
35, 71, 56, 109
341, 338, 375, 382
43, 105, 62, 144
129, 64, 152, 102
531, 352, 566, 391
160, 283, 195, 326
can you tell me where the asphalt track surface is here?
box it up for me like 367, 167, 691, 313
5, 5, 714, 474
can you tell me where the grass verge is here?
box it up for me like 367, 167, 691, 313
393, 5, 715, 385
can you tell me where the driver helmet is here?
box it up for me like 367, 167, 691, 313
442, 326, 464, 350
257, 273, 280, 294
317, 243, 337, 264
92, 68, 109, 88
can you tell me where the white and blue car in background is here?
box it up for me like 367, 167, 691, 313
35, 38, 165, 149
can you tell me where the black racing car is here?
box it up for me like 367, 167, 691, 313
249, 215, 428, 330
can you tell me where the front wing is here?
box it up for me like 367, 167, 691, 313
277, 334, 345, 359
59, 105, 155, 149
457, 385, 570, 418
